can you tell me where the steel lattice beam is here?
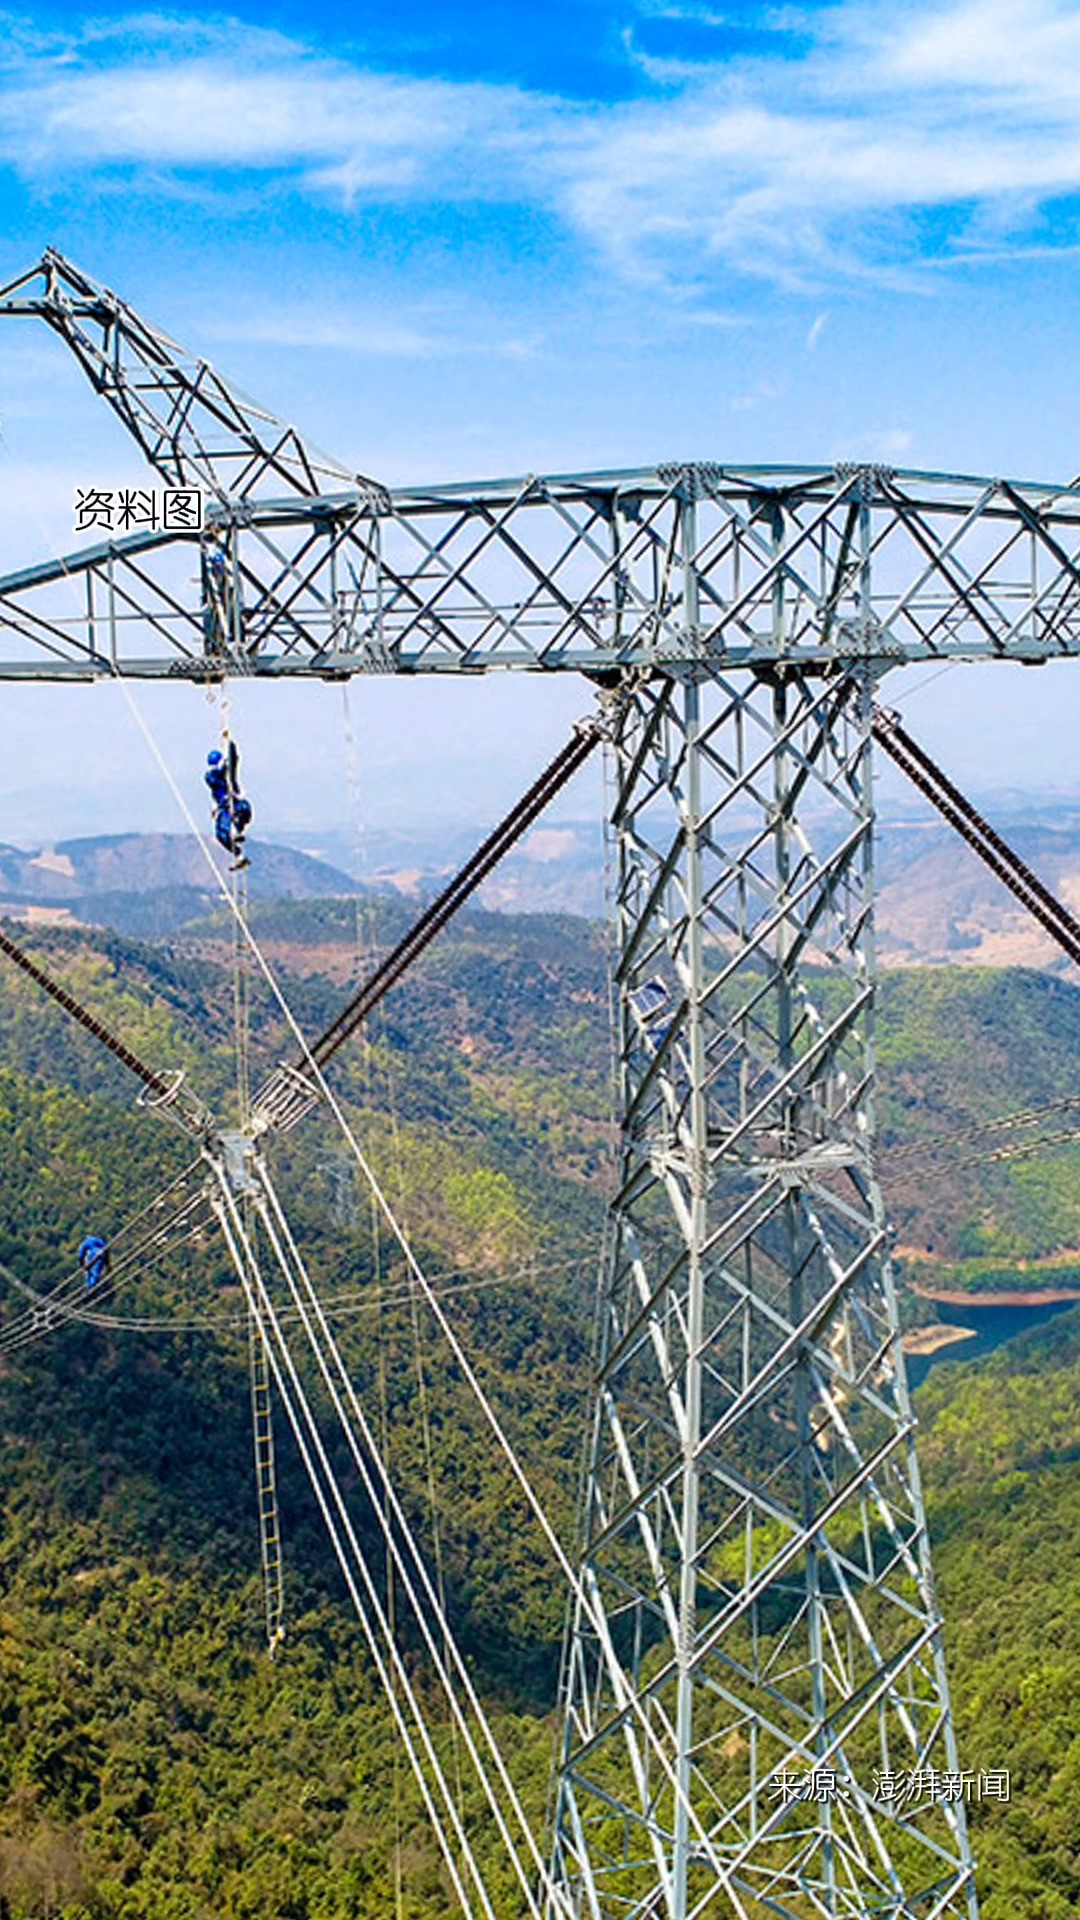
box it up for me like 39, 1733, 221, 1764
4, 463, 1080, 678
0, 258, 1078, 682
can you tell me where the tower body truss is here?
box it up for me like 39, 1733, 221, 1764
0, 253, 1005, 1918
551, 669, 975, 1918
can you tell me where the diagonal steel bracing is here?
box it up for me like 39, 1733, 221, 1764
551, 668, 978, 1919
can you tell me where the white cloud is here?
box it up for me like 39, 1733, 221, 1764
559, 1, 1080, 284
878, 0, 1080, 100
730, 375, 784, 412
3, 4, 1080, 287
0, 52, 535, 188
833, 426, 915, 462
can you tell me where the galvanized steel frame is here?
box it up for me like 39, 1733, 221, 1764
0, 253, 1009, 1919
4, 461, 1080, 680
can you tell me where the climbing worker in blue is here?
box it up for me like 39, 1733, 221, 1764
205, 740, 252, 870
77, 1233, 109, 1292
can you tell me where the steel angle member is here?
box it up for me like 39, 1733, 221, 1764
647, 1143, 712, 1196
747, 1144, 863, 1187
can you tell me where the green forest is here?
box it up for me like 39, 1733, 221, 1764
0, 902, 1076, 1916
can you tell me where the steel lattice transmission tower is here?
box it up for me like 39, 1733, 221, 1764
19, 252, 1080, 1918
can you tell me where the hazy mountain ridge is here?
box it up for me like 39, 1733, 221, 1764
0, 832, 361, 902
6, 802, 1080, 957
0, 833, 364, 936
288, 807, 1080, 953
876, 818, 1080, 968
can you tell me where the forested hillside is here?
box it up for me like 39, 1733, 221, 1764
0, 904, 1076, 1914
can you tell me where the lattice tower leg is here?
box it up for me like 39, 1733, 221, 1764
551, 667, 978, 1920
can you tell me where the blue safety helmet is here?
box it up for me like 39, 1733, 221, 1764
207, 749, 224, 767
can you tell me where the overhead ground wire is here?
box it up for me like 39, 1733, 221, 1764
880, 1091, 1080, 1162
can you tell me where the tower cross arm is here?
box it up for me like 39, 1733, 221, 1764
3, 252, 1080, 676
3, 464, 1080, 677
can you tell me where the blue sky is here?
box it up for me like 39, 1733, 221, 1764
3, 0, 1080, 847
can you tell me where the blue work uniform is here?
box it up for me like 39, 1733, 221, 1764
77, 1234, 109, 1291
205, 745, 252, 857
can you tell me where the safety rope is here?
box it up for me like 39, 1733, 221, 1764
212, 680, 285, 1654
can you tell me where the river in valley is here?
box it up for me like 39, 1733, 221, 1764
906, 1294, 1080, 1391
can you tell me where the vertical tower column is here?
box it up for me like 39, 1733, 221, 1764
552, 666, 978, 1920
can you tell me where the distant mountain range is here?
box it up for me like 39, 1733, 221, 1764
292, 810, 1080, 966
5, 806, 1080, 963
875, 818, 1080, 970
0, 833, 362, 938
0, 822, 608, 936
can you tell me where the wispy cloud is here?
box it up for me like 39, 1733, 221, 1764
0, 30, 543, 191
206, 304, 543, 359
833, 426, 915, 463
730, 375, 784, 413
3, 4, 1080, 288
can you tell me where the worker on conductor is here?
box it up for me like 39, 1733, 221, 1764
205, 742, 253, 869
77, 1234, 109, 1292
